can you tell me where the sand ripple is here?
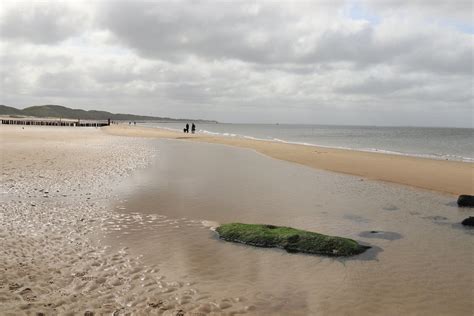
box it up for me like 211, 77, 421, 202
0, 127, 249, 315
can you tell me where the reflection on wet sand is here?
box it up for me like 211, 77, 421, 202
106, 139, 473, 315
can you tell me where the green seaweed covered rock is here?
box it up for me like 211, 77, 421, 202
216, 223, 370, 257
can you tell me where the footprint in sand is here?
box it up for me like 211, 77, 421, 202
8, 283, 22, 291
19, 288, 36, 301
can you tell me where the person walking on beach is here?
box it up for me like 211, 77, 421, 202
191, 123, 196, 134
184, 123, 189, 133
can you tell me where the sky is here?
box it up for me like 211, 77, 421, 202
0, 0, 472, 127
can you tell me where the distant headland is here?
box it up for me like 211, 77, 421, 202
0, 105, 218, 123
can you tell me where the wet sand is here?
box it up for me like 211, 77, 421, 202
103, 125, 473, 196
0, 126, 251, 315
106, 139, 473, 315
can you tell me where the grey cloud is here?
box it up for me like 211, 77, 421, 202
98, 0, 302, 63
87, 61, 160, 84
335, 76, 418, 95
303, 23, 473, 76
97, 0, 472, 77
0, 0, 472, 127
164, 82, 214, 104
397, 44, 474, 75
34, 70, 95, 97
335, 72, 473, 105
393, 81, 473, 103
0, 2, 89, 44
363, 0, 473, 24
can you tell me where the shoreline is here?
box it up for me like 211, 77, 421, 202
103, 125, 473, 196
152, 124, 474, 163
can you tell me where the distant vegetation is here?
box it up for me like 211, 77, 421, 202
0, 105, 218, 123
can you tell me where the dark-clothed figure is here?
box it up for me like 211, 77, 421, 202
184, 123, 189, 133
191, 123, 196, 134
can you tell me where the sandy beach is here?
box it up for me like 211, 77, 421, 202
2, 0, 472, 314
1, 124, 473, 315
103, 125, 473, 196
0, 125, 252, 315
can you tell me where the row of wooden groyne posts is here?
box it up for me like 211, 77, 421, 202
0, 118, 111, 127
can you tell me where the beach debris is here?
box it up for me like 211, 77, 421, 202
215, 223, 370, 256
457, 195, 474, 207
461, 217, 474, 227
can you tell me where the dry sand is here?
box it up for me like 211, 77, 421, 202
0, 125, 251, 315
103, 125, 473, 196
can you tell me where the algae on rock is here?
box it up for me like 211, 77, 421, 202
216, 223, 369, 257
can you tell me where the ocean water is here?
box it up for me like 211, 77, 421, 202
141, 122, 474, 162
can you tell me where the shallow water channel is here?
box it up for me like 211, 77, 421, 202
104, 139, 473, 315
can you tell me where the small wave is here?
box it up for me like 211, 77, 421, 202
271, 139, 474, 162
200, 130, 221, 136
138, 123, 182, 133
357, 148, 474, 163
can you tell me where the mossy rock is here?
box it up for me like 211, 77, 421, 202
216, 223, 370, 257
457, 195, 474, 207
461, 217, 474, 226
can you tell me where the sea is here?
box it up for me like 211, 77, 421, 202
139, 122, 474, 162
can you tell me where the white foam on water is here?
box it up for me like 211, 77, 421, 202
201, 220, 220, 231
194, 128, 474, 163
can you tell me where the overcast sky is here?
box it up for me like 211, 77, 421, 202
0, 0, 472, 126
